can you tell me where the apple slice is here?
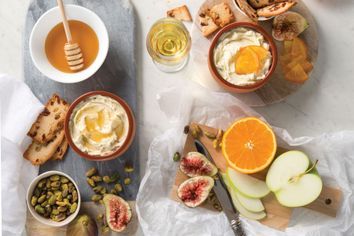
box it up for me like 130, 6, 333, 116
266, 150, 323, 207
227, 167, 270, 198
275, 174, 322, 207
234, 190, 265, 212
222, 173, 266, 220
266, 150, 310, 192
222, 173, 265, 212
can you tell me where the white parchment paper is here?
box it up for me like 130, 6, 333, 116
1, 75, 42, 236
136, 81, 354, 236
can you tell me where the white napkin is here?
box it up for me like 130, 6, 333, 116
136, 81, 354, 236
1, 75, 43, 236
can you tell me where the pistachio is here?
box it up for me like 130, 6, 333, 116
204, 130, 217, 139
124, 164, 134, 173
45, 205, 52, 214
69, 202, 78, 213
34, 188, 41, 197
114, 183, 122, 192
52, 213, 66, 222
67, 194, 72, 201
50, 175, 60, 181
96, 213, 104, 222
87, 178, 96, 187
31, 196, 38, 206
68, 183, 75, 193
91, 194, 102, 202
86, 167, 98, 177
62, 189, 68, 198
56, 201, 67, 206
124, 177, 131, 185
50, 181, 60, 188
101, 226, 110, 234
72, 190, 78, 203
57, 206, 67, 212
35, 205, 45, 215
46, 179, 51, 189
93, 185, 103, 193
37, 179, 46, 188
55, 192, 63, 202
51, 209, 60, 215
103, 176, 111, 183
110, 189, 118, 195
110, 173, 120, 182
91, 175, 103, 182
60, 176, 69, 183
37, 194, 46, 204
100, 187, 107, 195
173, 152, 181, 162
40, 200, 48, 207
48, 195, 56, 205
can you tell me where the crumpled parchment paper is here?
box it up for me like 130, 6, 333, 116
1, 75, 42, 236
136, 81, 353, 236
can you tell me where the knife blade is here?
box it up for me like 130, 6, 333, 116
194, 139, 246, 236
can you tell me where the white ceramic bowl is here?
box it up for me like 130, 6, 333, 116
29, 5, 109, 83
26, 171, 81, 227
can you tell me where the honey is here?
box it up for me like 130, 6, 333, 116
45, 20, 99, 73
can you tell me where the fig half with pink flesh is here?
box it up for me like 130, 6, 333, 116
180, 152, 218, 177
177, 176, 214, 208
272, 11, 309, 41
103, 194, 132, 232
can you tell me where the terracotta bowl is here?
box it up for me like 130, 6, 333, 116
208, 22, 278, 93
64, 91, 136, 161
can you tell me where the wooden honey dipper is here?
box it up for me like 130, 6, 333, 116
57, 0, 84, 71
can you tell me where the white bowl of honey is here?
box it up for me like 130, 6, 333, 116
29, 5, 109, 83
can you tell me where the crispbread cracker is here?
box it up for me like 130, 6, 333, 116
236, 0, 258, 21
24, 129, 65, 165
199, 12, 219, 37
257, 0, 296, 17
51, 138, 68, 161
167, 5, 192, 22
209, 3, 235, 27
27, 94, 69, 144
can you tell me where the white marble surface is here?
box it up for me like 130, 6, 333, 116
1, 0, 354, 174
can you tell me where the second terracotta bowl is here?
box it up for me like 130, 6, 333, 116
64, 91, 136, 161
208, 22, 278, 93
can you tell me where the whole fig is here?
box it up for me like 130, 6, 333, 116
66, 214, 98, 236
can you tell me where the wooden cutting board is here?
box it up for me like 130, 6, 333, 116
170, 123, 342, 231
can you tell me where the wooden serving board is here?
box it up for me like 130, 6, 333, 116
170, 123, 342, 231
190, 0, 319, 106
23, 0, 139, 202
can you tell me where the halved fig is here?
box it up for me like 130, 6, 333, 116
272, 11, 309, 41
180, 152, 218, 177
177, 176, 214, 207
103, 194, 132, 233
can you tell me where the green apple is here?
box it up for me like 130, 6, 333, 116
266, 150, 323, 207
222, 173, 266, 220
222, 173, 265, 212
227, 167, 270, 198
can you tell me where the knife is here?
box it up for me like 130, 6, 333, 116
194, 139, 246, 236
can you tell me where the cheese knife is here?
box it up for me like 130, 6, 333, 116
194, 139, 246, 236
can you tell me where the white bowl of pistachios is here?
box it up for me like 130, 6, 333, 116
26, 171, 81, 227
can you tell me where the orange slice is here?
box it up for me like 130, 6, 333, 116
291, 37, 308, 58
222, 117, 277, 174
248, 45, 269, 62
284, 63, 308, 84
235, 47, 260, 74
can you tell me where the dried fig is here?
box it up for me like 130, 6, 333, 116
103, 194, 132, 232
180, 152, 218, 177
177, 176, 214, 207
272, 11, 309, 41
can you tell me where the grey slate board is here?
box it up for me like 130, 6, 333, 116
23, 0, 139, 201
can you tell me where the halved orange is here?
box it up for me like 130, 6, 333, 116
222, 117, 277, 174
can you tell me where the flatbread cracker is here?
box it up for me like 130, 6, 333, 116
51, 138, 68, 161
24, 129, 65, 165
257, 1, 296, 17
199, 12, 220, 37
167, 5, 192, 22
27, 94, 69, 144
209, 3, 235, 27
236, 0, 258, 22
